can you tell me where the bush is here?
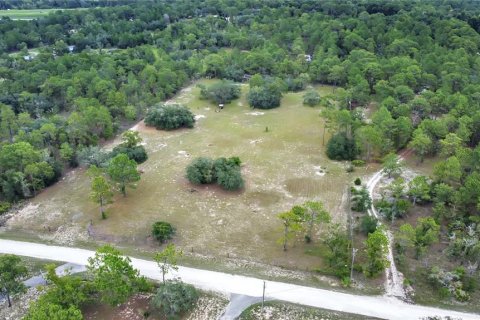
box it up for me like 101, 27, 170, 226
186, 157, 244, 191
303, 90, 321, 106
186, 157, 215, 184
0, 201, 11, 215
360, 215, 378, 235
326, 133, 357, 161
198, 80, 241, 104
354, 178, 362, 186
77, 146, 110, 167
152, 221, 175, 243
352, 159, 366, 167
151, 280, 198, 319
145, 104, 195, 130
247, 86, 282, 109
110, 145, 148, 164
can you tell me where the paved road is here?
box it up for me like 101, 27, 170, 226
0, 239, 478, 320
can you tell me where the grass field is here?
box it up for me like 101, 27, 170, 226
4, 80, 377, 271
0, 8, 82, 20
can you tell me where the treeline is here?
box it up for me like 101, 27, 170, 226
0, 0, 137, 10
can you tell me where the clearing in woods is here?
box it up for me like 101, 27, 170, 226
3, 80, 377, 270
0, 8, 83, 20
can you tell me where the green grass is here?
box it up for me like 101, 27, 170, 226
4, 80, 378, 278
239, 301, 381, 320
0, 8, 83, 19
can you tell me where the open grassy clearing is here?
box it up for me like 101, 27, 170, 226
0, 8, 83, 20
239, 301, 380, 320
4, 80, 377, 273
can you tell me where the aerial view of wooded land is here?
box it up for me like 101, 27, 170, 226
0, 0, 479, 319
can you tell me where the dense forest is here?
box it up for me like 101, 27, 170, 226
0, 0, 479, 307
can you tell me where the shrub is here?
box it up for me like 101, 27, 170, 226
0, 201, 11, 215
198, 80, 241, 104
326, 133, 357, 161
354, 178, 362, 186
186, 157, 215, 184
145, 104, 195, 130
151, 280, 198, 319
110, 145, 148, 164
360, 215, 378, 235
152, 221, 175, 243
186, 157, 244, 191
303, 90, 321, 106
247, 86, 282, 109
77, 146, 110, 167
352, 159, 366, 167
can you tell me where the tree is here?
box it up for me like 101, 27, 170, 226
355, 126, 383, 162
323, 224, 351, 280
351, 186, 372, 213
433, 156, 462, 186
90, 174, 113, 219
303, 201, 331, 243
87, 245, 149, 306
409, 129, 432, 163
277, 206, 305, 251
382, 153, 403, 178
186, 157, 215, 184
150, 280, 198, 319
145, 104, 195, 130
360, 215, 378, 235
247, 86, 282, 109
0, 103, 18, 143
152, 221, 175, 243
397, 217, 440, 259
408, 176, 431, 205
107, 153, 141, 196
440, 133, 463, 157
0, 254, 28, 307
326, 132, 357, 160
364, 229, 390, 278
121, 130, 142, 148
154, 243, 182, 283
199, 80, 241, 104
303, 90, 321, 107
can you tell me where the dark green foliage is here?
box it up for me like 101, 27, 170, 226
186, 157, 244, 191
152, 221, 175, 243
354, 178, 361, 186
199, 81, 241, 105
247, 86, 282, 109
323, 224, 351, 280
350, 186, 372, 213
150, 280, 198, 320
326, 133, 357, 161
110, 145, 148, 164
359, 215, 378, 236
145, 104, 195, 131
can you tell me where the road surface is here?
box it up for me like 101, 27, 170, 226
0, 239, 478, 320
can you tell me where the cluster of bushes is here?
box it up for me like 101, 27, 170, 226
151, 280, 198, 319
326, 133, 357, 161
428, 266, 476, 301
0, 201, 12, 215
186, 157, 244, 191
198, 81, 241, 105
145, 104, 195, 131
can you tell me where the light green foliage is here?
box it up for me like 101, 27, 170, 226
89, 173, 113, 219
440, 133, 463, 157
24, 302, 83, 320
407, 176, 431, 205
107, 153, 140, 196
355, 126, 382, 162
87, 245, 149, 306
350, 186, 372, 213
59, 143, 74, 163
397, 217, 440, 259
277, 207, 305, 251
155, 243, 182, 282
199, 80, 241, 105
382, 153, 402, 178
409, 129, 432, 163
150, 280, 198, 319
433, 156, 462, 186
302, 90, 321, 107
428, 267, 471, 302
121, 130, 142, 148
0, 103, 18, 143
0, 254, 28, 307
303, 201, 331, 243
364, 229, 390, 278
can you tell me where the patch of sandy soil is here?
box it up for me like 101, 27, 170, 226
0, 288, 41, 320
186, 293, 228, 320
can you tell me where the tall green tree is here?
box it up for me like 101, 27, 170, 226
364, 229, 389, 278
154, 243, 182, 283
303, 201, 331, 243
107, 153, 141, 196
397, 217, 440, 259
277, 206, 305, 251
89, 174, 113, 219
0, 254, 28, 307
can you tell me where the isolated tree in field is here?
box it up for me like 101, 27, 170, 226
303, 90, 321, 107
408, 176, 431, 205
90, 175, 113, 219
155, 243, 182, 282
277, 206, 305, 251
152, 221, 175, 243
0, 254, 27, 307
198, 80, 241, 104
145, 104, 195, 130
87, 245, 149, 306
397, 217, 440, 259
303, 201, 331, 243
409, 129, 431, 163
107, 153, 140, 196
364, 229, 390, 278
382, 153, 403, 178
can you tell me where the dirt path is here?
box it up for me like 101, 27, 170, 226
365, 159, 406, 299
0, 239, 478, 320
